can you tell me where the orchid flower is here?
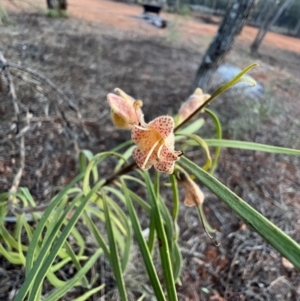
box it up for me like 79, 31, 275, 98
132, 116, 182, 174
107, 89, 182, 174
177, 88, 210, 122
107, 88, 144, 129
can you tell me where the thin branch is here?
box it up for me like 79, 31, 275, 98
6, 62, 90, 138
0, 53, 27, 212
103, 161, 137, 186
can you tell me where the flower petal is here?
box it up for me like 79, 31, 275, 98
154, 160, 175, 174
158, 145, 180, 162
132, 147, 156, 170
148, 116, 174, 139
131, 126, 161, 149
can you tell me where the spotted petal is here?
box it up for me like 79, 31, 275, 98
148, 116, 174, 139
154, 161, 175, 174
158, 145, 180, 162
131, 126, 161, 149
132, 147, 156, 170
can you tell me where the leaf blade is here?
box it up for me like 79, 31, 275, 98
179, 156, 300, 270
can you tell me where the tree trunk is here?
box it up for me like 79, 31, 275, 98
250, 0, 292, 53
250, 0, 276, 52
47, 0, 67, 10
255, 0, 273, 25
292, 19, 300, 37
193, 0, 256, 91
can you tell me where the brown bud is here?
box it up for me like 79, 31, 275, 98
177, 172, 204, 207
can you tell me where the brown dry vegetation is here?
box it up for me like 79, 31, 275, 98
1, 0, 300, 300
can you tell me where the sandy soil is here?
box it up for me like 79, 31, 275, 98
53, 0, 300, 53
4, 0, 300, 53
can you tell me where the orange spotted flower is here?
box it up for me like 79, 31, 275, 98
132, 116, 182, 174
107, 89, 182, 174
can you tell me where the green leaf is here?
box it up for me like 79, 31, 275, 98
106, 185, 151, 213
203, 139, 300, 156
44, 250, 103, 301
121, 179, 167, 301
83, 152, 127, 196
177, 133, 212, 170
73, 284, 105, 301
176, 118, 205, 136
144, 172, 178, 301
82, 211, 110, 259
171, 241, 183, 282
79, 150, 98, 182
114, 145, 135, 172
99, 189, 132, 272
179, 156, 300, 270
0, 244, 23, 264
102, 192, 128, 301
204, 109, 222, 174
16, 178, 101, 301
169, 174, 180, 239
25, 172, 84, 278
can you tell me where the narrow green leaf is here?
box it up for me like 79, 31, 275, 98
0, 244, 23, 264
121, 179, 167, 301
114, 145, 135, 172
25, 172, 84, 277
108, 185, 151, 213
73, 284, 105, 301
82, 211, 110, 259
179, 156, 300, 270
79, 150, 98, 182
100, 194, 132, 272
147, 219, 156, 254
63, 240, 89, 288
204, 109, 222, 174
44, 249, 102, 301
176, 118, 205, 135
169, 174, 180, 244
137, 293, 147, 301
27, 182, 103, 301
83, 152, 127, 196
46, 270, 68, 288
144, 173, 178, 301
170, 175, 179, 226
16, 215, 26, 266
120, 175, 146, 187
177, 133, 212, 170
16, 179, 100, 301
172, 241, 183, 282
102, 192, 128, 301
203, 139, 300, 155
0, 225, 28, 252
